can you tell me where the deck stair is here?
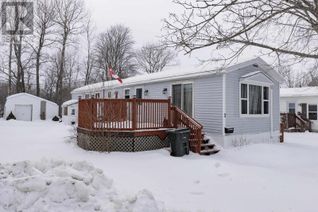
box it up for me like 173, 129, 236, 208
172, 105, 220, 155
281, 113, 312, 132
199, 135, 220, 156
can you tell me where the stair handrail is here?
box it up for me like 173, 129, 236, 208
171, 106, 203, 153
295, 113, 311, 131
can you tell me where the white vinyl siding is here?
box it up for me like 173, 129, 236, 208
226, 65, 280, 134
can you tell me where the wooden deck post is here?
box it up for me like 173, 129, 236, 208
132, 98, 137, 130
168, 97, 172, 128
280, 123, 284, 143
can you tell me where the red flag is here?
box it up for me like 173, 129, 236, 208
108, 67, 123, 84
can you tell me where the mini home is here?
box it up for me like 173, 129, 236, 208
61, 99, 78, 125
4, 93, 58, 121
280, 87, 318, 132
71, 58, 283, 148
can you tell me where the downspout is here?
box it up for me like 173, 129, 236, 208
270, 85, 274, 139
222, 73, 226, 136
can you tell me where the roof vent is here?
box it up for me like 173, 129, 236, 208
253, 64, 259, 68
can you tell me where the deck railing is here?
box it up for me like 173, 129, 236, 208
78, 98, 172, 131
78, 98, 205, 153
280, 112, 312, 132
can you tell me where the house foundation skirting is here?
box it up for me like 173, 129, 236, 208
77, 128, 169, 152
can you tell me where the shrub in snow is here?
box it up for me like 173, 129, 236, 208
6, 112, 16, 120
52, 116, 60, 122
0, 160, 163, 212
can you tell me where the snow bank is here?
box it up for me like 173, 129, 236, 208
0, 160, 162, 212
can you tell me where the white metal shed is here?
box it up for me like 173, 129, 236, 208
4, 93, 58, 121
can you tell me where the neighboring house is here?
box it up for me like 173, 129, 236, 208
280, 87, 318, 132
71, 58, 284, 147
4, 93, 58, 121
62, 99, 78, 125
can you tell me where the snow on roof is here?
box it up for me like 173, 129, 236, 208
62, 99, 78, 107
72, 57, 282, 94
72, 65, 220, 94
7, 93, 58, 106
280, 87, 318, 98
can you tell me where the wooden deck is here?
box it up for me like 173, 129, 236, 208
77, 98, 213, 154
281, 113, 312, 132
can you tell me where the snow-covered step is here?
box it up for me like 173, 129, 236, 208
200, 149, 220, 156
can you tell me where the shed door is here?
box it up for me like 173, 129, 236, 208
14, 105, 32, 121
40, 101, 46, 120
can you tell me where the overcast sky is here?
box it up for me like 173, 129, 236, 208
84, 0, 263, 71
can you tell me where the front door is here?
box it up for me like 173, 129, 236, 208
301, 103, 307, 118
172, 83, 193, 117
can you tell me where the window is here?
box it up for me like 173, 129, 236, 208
263, 87, 269, 114
95, 93, 100, 99
108, 91, 112, 98
240, 83, 270, 116
71, 109, 75, 115
249, 85, 262, 114
115, 91, 118, 99
136, 88, 143, 99
124, 89, 130, 99
63, 107, 68, 116
102, 89, 106, 98
172, 84, 182, 109
288, 103, 296, 114
85, 94, 89, 99
241, 84, 248, 114
183, 83, 193, 116
308, 104, 317, 120
172, 83, 193, 116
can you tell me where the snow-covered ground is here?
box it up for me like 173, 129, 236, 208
1, 119, 318, 212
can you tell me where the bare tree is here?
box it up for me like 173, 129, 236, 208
95, 25, 136, 80
277, 66, 296, 88
28, 0, 56, 96
164, 0, 318, 64
136, 43, 176, 74
83, 17, 96, 85
53, 0, 86, 106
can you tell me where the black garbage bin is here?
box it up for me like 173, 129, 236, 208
167, 128, 190, 157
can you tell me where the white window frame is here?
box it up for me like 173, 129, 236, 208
263, 86, 269, 115
308, 104, 318, 121
124, 88, 130, 99
288, 102, 296, 114
239, 81, 271, 118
